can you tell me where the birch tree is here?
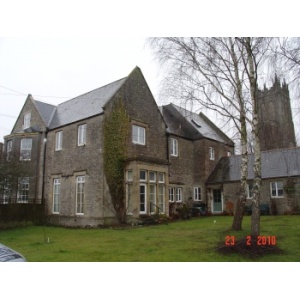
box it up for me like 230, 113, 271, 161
149, 37, 273, 237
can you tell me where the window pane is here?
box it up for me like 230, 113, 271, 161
127, 170, 133, 181
76, 176, 85, 214
78, 124, 86, 145
149, 184, 156, 213
53, 179, 60, 213
158, 185, 164, 213
149, 171, 156, 182
169, 187, 174, 202
140, 170, 146, 181
20, 138, 32, 161
158, 173, 164, 183
140, 185, 146, 213
55, 131, 63, 150
132, 125, 145, 145
17, 177, 29, 203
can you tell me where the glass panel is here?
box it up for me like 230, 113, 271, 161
140, 185, 146, 213
149, 184, 156, 213
158, 185, 164, 213
140, 170, 146, 181
158, 172, 164, 183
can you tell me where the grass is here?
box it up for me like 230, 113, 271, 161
0, 215, 299, 262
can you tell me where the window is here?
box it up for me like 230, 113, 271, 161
227, 151, 232, 157
127, 170, 133, 182
149, 171, 156, 182
132, 125, 145, 145
20, 138, 32, 161
6, 140, 12, 161
55, 131, 63, 151
149, 184, 156, 214
271, 181, 283, 198
78, 124, 86, 146
247, 182, 254, 199
170, 138, 178, 156
158, 172, 164, 183
140, 184, 147, 214
158, 185, 165, 213
140, 170, 147, 181
53, 179, 61, 214
23, 113, 31, 129
169, 187, 175, 202
176, 187, 182, 202
76, 176, 85, 214
17, 177, 29, 203
194, 187, 202, 201
209, 147, 215, 160
2, 179, 11, 204
126, 184, 133, 215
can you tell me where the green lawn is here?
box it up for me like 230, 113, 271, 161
0, 216, 299, 262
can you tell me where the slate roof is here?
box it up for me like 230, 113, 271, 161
162, 104, 234, 145
207, 147, 300, 184
33, 100, 56, 127
48, 77, 127, 129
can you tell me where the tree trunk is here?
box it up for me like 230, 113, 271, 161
245, 37, 262, 239
232, 116, 248, 230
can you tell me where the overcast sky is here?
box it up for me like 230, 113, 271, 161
0, 37, 166, 142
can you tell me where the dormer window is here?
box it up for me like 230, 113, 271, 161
23, 113, 31, 129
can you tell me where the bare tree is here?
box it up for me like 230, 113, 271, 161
270, 38, 300, 145
149, 37, 273, 237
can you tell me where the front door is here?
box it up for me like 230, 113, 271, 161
213, 189, 223, 213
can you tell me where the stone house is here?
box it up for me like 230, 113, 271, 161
206, 147, 300, 215
161, 104, 234, 215
1, 67, 234, 226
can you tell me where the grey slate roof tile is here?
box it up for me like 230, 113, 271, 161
48, 77, 127, 129
207, 147, 300, 183
33, 100, 56, 127
162, 103, 234, 145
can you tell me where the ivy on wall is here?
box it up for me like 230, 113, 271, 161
103, 99, 129, 224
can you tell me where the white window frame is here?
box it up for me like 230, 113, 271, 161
140, 183, 147, 214
17, 177, 29, 203
55, 131, 63, 151
78, 124, 87, 146
158, 172, 164, 183
53, 178, 61, 214
169, 187, 175, 202
247, 182, 254, 199
158, 185, 165, 213
209, 147, 215, 160
76, 176, 85, 215
194, 187, 202, 201
149, 184, 156, 214
3, 178, 11, 204
176, 187, 182, 202
149, 171, 156, 183
126, 170, 133, 182
20, 138, 32, 161
132, 125, 145, 145
270, 181, 284, 198
23, 112, 31, 129
170, 138, 178, 157
6, 140, 12, 161
140, 170, 147, 182
126, 183, 133, 215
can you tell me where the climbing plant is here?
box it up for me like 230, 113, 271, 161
103, 99, 129, 224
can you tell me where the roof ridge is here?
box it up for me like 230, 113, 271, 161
57, 77, 127, 107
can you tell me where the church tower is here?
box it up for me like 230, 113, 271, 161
257, 75, 296, 151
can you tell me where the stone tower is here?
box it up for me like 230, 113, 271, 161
257, 75, 296, 151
